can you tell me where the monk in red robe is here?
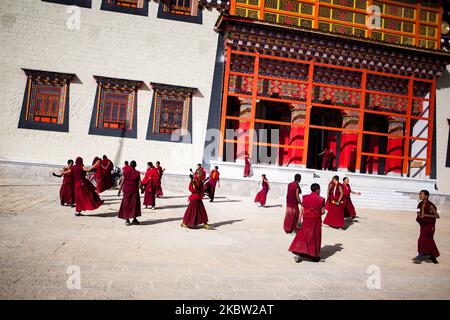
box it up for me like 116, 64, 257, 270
181, 171, 210, 229
72, 157, 104, 216
289, 183, 325, 263
318, 147, 330, 170
91, 156, 106, 194
142, 162, 159, 210
329, 150, 335, 170
348, 148, 357, 172
101, 155, 114, 190
284, 174, 302, 233
243, 153, 252, 177
117, 161, 130, 196
155, 161, 165, 198
412, 190, 440, 264
255, 174, 269, 207
342, 177, 361, 221
323, 175, 345, 229
55, 159, 75, 207
204, 166, 220, 202
194, 163, 207, 182
118, 160, 142, 226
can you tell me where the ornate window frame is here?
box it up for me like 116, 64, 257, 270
18, 69, 75, 132
157, 0, 203, 24
146, 82, 196, 143
100, 0, 149, 16
42, 0, 92, 8
88, 76, 143, 139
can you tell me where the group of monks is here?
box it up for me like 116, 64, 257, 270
55, 155, 440, 265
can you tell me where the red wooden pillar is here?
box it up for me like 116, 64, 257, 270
236, 97, 251, 160
339, 110, 359, 171
285, 103, 306, 166
385, 116, 405, 175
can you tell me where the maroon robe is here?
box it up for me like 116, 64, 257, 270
183, 178, 209, 227
244, 156, 251, 177
343, 183, 357, 218
416, 200, 440, 258
73, 158, 103, 212
255, 179, 269, 206
284, 181, 301, 233
93, 160, 106, 194
142, 167, 159, 207
204, 169, 220, 201
118, 168, 141, 220
289, 192, 325, 258
101, 158, 114, 190
155, 165, 164, 197
60, 166, 75, 206
323, 181, 345, 228
321, 149, 330, 170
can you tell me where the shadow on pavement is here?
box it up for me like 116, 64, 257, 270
139, 217, 183, 226
320, 243, 344, 260
210, 219, 244, 229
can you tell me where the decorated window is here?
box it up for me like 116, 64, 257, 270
89, 76, 142, 138
42, 0, 92, 8
157, 0, 202, 24
18, 69, 74, 132
101, 0, 148, 16
146, 83, 196, 143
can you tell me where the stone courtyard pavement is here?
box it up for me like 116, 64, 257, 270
0, 178, 449, 300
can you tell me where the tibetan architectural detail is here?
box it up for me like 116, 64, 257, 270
150, 83, 196, 136
18, 69, 75, 132
218, 17, 449, 79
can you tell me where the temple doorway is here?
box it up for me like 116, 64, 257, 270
361, 113, 389, 175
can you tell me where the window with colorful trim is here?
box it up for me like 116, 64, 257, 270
42, 0, 92, 8
89, 76, 142, 138
18, 69, 74, 132
146, 83, 196, 143
100, 0, 149, 16
157, 0, 202, 24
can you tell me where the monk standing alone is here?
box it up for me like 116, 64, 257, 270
118, 160, 142, 226
289, 183, 325, 263
412, 190, 440, 264
283, 174, 302, 233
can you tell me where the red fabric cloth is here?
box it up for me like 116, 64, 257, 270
244, 156, 251, 177
205, 170, 220, 201
321, 149, 330, 170
183, 178, 208, 227
284, 205, 300, 233
342, 183, 357, 218
255, 179, 269, 205
324, 182, 344, 228
118, 168, 141, 220
101, 158, 114, 190
155, 165, 164, 197
142, 167, 159, 206
72, 160, 103, 212
93, 160, 106, 194
289, 193, 325, 258
416, 200, 440, 257
60, 166, 75, 205
286, 181, 300, 206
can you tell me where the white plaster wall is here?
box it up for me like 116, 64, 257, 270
435, 66, 450, 193
0, 0, 220, 174
410, 99, 429, 179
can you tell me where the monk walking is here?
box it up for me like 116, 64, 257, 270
204, 166, 220, 202
142, 162, 159, 210
243, 153, 252, 177
72, 157, 104, 216
155, 161, 165, 198
101, 155, 114, 190
255, 174, 269, 207
323, 175, 345, 229
283, 174, 302, 233
342, 177, 361, 221
289, 183, 325, 263
181, 170, 210, 229
118, 160, 142, 226
117, 161, 130, 196
54, 159, 75, 207
412, 190, 440, 264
